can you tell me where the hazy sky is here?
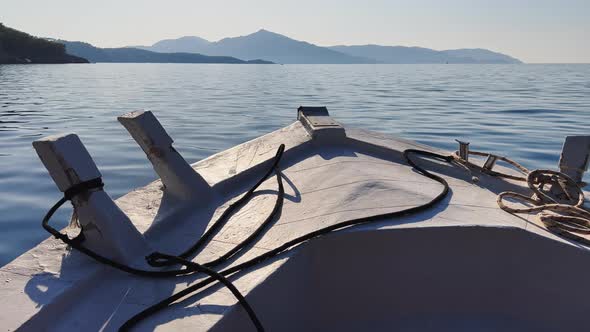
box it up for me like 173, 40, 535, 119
3, 0, 589, 63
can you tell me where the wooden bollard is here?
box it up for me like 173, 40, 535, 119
33, 134, 150, 264
118, 111, 211, 201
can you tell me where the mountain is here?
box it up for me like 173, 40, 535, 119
440, 49, 522, 64
60, 41, 273, 64
136, 29, 375, 64
0, 23, 87, 64
329, 45, 522, 64
137, 36, 211, 53
138, 30, 522, 64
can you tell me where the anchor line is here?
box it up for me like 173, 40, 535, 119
451, 151, 590, 243
120, 149, 452, 331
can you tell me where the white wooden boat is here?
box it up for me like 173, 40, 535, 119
2, 107, 590, 332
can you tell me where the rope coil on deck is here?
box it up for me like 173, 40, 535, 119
452, 150, 590, 241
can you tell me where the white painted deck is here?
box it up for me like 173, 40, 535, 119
2, 111, 590, 331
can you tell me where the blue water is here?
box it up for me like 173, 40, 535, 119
1, 63, 589, 266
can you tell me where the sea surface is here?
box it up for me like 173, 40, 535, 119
1, 63, 589, 266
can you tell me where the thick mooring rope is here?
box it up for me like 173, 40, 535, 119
452, 151, 590, 241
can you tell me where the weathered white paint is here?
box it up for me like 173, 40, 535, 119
2, 110, 589, 331
32, 134, 101, 192
32, 133, 150, 265
118, 111, 212, 201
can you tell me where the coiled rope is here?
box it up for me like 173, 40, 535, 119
451, 150, 590, 241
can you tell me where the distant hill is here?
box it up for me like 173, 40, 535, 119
136, 29, 375, 64
132, 36, 211, 53
0, 23, 87, 64
137, 30, 522, 64
3, 22, 521, 65
440, 49, 522, 64
329, 45, 522, 64
60, 41, 273, 64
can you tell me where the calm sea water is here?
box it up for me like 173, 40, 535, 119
1, 63, 589, 266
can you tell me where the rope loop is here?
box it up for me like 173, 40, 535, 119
489, 160, 590, 239
527, 169, 583, 206
145, 252, 175, 267
63, 177, 104, 200
452, 147, 589, 240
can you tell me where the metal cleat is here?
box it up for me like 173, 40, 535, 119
483, 154, 498, 171
455, 139, 470, 162
118, 111, 211, 200
33, 134, 150, 264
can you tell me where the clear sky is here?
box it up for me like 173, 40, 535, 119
3, 0, 589, 63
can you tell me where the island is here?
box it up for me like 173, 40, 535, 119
1, 23, 522, 65
0, 23, 88, 64
0, 23, 273, 65
135, 29, 523, 64
60, 41, 273, 64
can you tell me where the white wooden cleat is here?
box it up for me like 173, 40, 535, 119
118, 111, 211, 201
32, 133, 150, 264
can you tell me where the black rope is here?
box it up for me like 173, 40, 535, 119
43, 186, 264, 331
144, 252, 263, 329
179, 144, 285, 262
120, 148, 452, 331
39, 144, 291, 332
64, 177, 104, 200
146, 144, 285, 269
